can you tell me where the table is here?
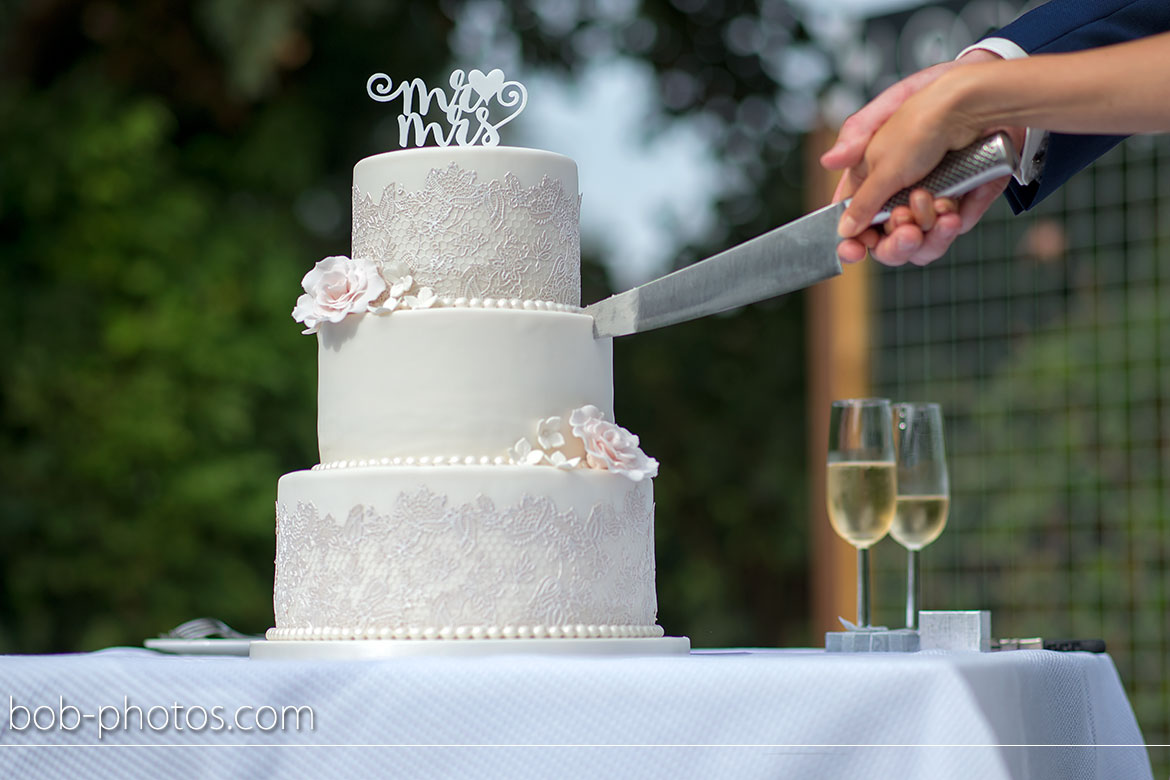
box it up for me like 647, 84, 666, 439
0, 647, 1152, 779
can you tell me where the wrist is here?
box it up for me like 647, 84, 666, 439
955, 39, 1040, 185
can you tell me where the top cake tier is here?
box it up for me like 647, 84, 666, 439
351, 146, 581, 307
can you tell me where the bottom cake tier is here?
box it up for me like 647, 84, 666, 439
269, 466, 661, 640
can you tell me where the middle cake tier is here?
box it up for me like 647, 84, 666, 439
317, 308, 613, 465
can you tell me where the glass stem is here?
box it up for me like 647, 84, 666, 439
857, 547, 870, 628
906, 548, 920, 630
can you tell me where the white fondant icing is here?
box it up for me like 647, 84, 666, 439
317, 308, 613, 465
354, 146, 574, 204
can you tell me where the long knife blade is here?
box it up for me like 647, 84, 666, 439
585, 132, 1018, 338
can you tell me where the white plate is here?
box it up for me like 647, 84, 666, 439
144, 638, 254, 656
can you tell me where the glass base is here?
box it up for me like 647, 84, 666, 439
825, 628, 920, 653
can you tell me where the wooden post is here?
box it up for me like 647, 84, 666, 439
805, 126, 871, 640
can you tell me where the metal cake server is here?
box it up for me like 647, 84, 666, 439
585, 132, 1018, 338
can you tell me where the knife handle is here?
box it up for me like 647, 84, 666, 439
871, 131, 1019, 224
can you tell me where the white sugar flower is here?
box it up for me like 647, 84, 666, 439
508, 437, 546, 466
404, 287, 437, 309
568, 405, 659, 482
536, 416, 566, 450
292, 255, 386, 334
368, 295, 402, 315
547, 450, 580, 470
379, 259, 415, 299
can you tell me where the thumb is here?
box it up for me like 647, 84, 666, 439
837, 168, 895, 239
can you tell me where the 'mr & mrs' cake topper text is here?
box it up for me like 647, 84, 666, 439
366, 69, 528, 148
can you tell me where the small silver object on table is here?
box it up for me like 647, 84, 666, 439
145, 617, 262, 657
825, 618, 920, 653
918, 610, 992, 652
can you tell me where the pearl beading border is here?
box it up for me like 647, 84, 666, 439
431, 297, 581, 313
313, 456, 530, 471
266, 624, 665, 641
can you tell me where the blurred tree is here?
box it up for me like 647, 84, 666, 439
948, 275, 1169, 740
0, 0, 458, 649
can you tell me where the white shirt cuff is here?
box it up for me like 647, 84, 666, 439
957, 37, 1028, 62
956, 37, 1047, 185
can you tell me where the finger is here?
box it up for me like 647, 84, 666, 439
836, 238, 869, 264
906, 212, 962, 266
821, 116, 880, 171
887, 223, 925, 258
840, 167, 908, 238
830, 172, 853, 204
831, 164, 869, 207
909, 189, 936, 231
821, 88, 918, 170
869, 224, 925, 266
885, 205, 914, 234
934, 196, 959, 216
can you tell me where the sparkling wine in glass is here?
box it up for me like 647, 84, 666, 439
891, 402, 950, 630
827, 398, 897, 628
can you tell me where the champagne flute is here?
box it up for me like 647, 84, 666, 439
827, 398, 897, 628
891, 403, 950, 630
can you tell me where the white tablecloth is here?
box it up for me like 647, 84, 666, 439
0, 647, 1152, 779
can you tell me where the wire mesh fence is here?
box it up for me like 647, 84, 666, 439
868, 134, 1170, 763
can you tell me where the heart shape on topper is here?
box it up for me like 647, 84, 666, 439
467, 68, 506, 103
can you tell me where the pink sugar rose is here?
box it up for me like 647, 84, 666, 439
292, 256, 387, 334
568, 405, 659, 482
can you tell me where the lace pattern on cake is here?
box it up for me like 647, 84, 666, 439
273, 484, 657, 634
352, 163, 581, 306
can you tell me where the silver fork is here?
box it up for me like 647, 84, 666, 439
161, 617, 257, 640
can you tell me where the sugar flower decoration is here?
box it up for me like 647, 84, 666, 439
382, 259, 414, 299
509, 416, 580, 469
369, 259, 437, 314
536, 416, 566, 450
404, 287, 437, 309
292, 256, 386, 334
367, 259, 411, 314
569, 405, 658, 482
546, 450, 580, 470
509, 437, 547, 466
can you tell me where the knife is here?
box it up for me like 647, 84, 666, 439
585, 131, 1019, 338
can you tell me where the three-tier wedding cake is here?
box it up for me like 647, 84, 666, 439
260, 73, 679, 650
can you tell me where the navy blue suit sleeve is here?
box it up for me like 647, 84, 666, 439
988, 0, 1170, 212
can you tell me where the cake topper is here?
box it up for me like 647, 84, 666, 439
366, 69, 528, 148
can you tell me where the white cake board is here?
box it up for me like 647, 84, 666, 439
249, 636, 690, 660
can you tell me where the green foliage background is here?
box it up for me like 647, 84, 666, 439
0, 0, 813, 651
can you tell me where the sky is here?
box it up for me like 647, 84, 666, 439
519, 60, 727, 292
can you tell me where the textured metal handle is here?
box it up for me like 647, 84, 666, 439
872, 132, 1019, 224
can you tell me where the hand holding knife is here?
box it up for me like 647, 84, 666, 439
585, 132, 1019, 339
